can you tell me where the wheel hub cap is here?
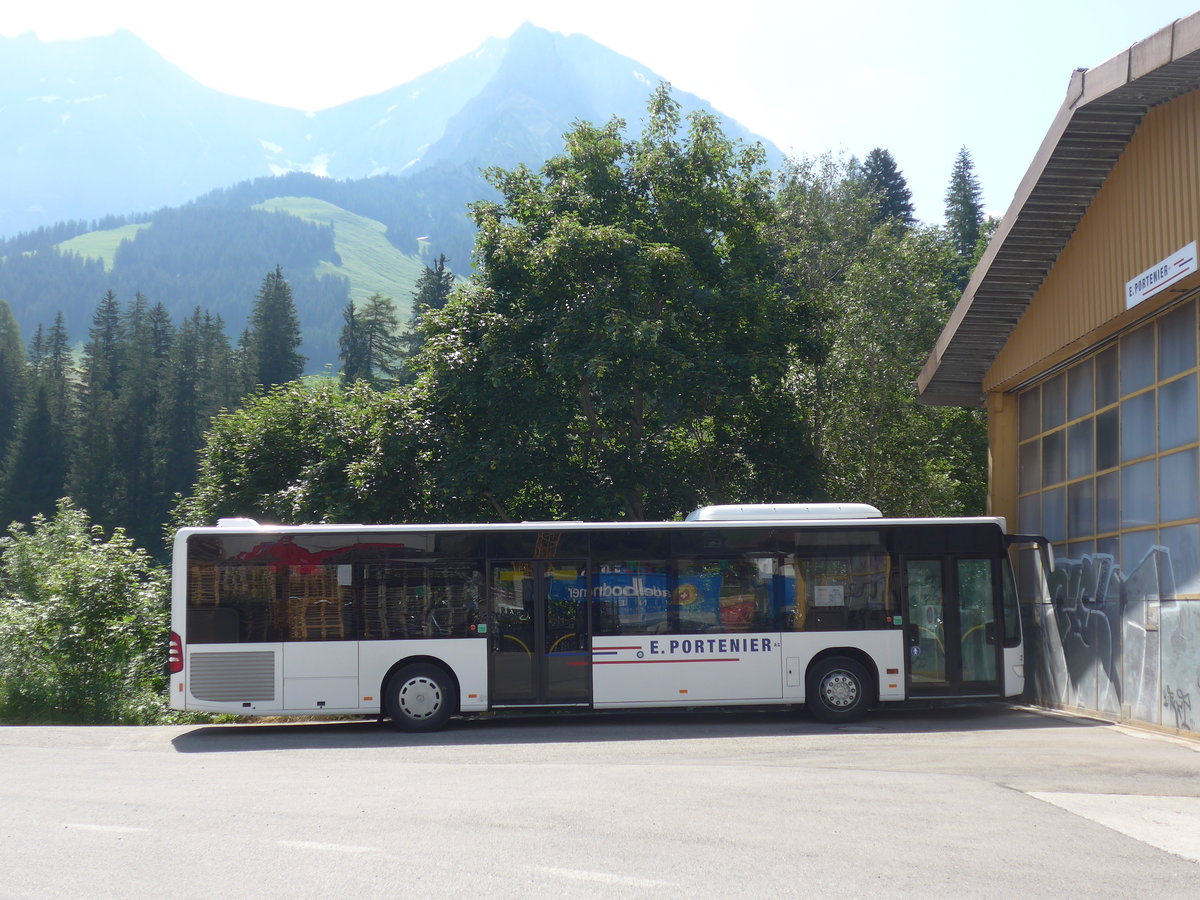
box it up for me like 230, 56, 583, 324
399, 677, 441, 718
823, 672, 857, 708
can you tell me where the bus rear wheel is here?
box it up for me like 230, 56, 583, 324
384, 664, 457, 732
806, 656, 873, 724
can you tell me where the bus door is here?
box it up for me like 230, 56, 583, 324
488, 560, 590, 705
901, 556, 1001, 697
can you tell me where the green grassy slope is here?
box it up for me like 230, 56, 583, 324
256, 196, 426, 317
57, 223, 151, 270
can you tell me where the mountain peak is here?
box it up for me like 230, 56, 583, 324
0, 24, 780, 237
0, 26, 192, 92
97, 27, 152, 46
510, 21, 551, 37
2, 26, 156, 58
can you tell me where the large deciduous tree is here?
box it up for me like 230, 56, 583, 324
174, 379, 430, 527
774, 155, 879, 466
821, 225, 985, 514
413, 86, 817, 521
779, 155, 986, 516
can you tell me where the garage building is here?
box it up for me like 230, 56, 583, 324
919, 14, 1200, 735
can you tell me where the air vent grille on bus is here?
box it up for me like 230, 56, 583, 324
190, 650, 276, 702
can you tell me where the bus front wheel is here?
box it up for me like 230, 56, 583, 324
806, 656, 873, 724
384, 664, 457, 732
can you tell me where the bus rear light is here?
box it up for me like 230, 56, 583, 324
168, 631, 183, 674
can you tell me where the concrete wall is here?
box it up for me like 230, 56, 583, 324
1031, 549, 1200, 734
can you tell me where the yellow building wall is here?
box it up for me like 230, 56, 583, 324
986, 392, 1017, 526
985, 89, 1200, 394
983, 89, 1200, 518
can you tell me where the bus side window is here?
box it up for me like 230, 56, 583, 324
793, 552, 890, 631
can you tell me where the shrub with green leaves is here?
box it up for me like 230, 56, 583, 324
0, 499, 170, 723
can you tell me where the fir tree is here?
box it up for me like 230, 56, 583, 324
338, 300, 367, 384
401, 255, 456, 379
88, 289, 124, 393
0, 380, 67, 526
339, 293, 404, 387
862, 148, 915, 227
70, 291, 126, 522
158, 308, 239, 507
411, 254, 455, 319
0, 300, 25, 463
46, 312, 74, 419
945, 146, 984, 268
159, 310, 205, 505
0, 315, 74, 526
242, 265, 305, 390
198, 311, 241, 415
113, 295, 175, 547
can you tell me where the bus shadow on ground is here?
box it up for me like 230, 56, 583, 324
169, 702, 1099, 753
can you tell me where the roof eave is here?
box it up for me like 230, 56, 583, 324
918, 14, 1200, 407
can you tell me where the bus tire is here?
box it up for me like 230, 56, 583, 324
806, 656, 872, 724
384, 664, 457, 732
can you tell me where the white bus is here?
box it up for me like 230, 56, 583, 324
169, 504, 1051, 730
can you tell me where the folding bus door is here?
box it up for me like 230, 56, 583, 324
901, 556, 1001, 697
488, 560, 590, 705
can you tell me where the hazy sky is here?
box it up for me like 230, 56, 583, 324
5, 1, 1198, 222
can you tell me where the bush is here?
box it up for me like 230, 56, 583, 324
0, 499, 171, 723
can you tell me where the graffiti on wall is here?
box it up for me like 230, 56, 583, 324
1033, 546, 1200, 733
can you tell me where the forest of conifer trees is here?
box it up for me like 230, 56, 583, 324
0, 268, 307, 554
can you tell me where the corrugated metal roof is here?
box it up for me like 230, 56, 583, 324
918, 13, 1200, 407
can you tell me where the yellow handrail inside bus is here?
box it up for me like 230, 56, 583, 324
548, 633, 577, 654
961, 623, 988, 644
916, 626, 945, 653
502, 634, 532, 657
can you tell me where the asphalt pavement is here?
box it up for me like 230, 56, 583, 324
1, 703, 1198, 898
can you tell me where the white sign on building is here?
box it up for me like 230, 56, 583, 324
1126, 241, 1198, 309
